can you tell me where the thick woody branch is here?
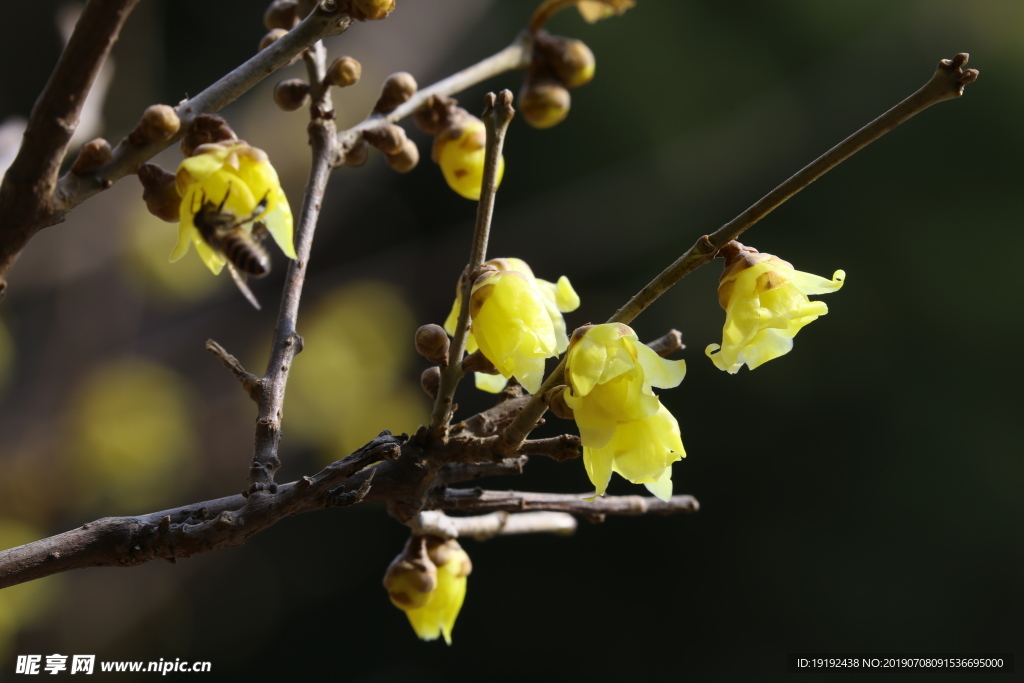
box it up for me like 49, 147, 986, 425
500, 54, 980, 453
434, 488, 699, 524
430, 91, 516, 433
0, 433, 403, 589
409, 510, 576, 541
435, 457, 528, 485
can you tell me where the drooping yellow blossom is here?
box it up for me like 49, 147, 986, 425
563, 323, 686, 501
172, 141, 296, 274
706, 241, 845, 374
443, 258, 579, 393
385, 536, 472, 645
433, 115, 505, 200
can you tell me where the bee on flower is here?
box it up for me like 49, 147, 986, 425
706, 241, 845, 374
443, 258, 579, 393
384, 535, 472, 645
562, 323, 686, 501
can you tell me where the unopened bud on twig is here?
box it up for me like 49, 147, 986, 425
346, 0, 395, 22
413, 95, 461, 136
415, 324, 450, 366
519, 77, 570, 129
259, 28, 289, 52
420, 366, 441, 399
538, 35, 596, 89
544, 385, 574, 420
264, 0, 300, 29
343, 139, 369, 167
128, 104, 181, 145
180, 114, 237, 157
385, 138, 420, 173
70, 138, 111, 175
138, 163, 182, 223
274, 78, 311, 111
383, 536, 437, 610
364, 124, 407, 155
375, 72, 417, 113
325, 56, 362, 87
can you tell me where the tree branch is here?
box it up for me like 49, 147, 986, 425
433, 488, 699, 524
499, 54, 980, 454
409, 510, 576, 541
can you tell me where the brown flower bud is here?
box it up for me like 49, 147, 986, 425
128, 104, 181, 145
274, 78, 311, 111
363, 124, 406, 155
383, 536, 437, 610
346, 0, 395, 22
461, 350, 498, 375
420, 366, 441, 399
324, 56, 361, 87
425, 537, 472, 579
138, 163, 182, 223
412, 95, 461, 136
538, 35, 596, 89
70, 138, 111, 175
519, 77, 570, 129
374, 72, 417, 113
415, 324, 449, 366
544, 385, 575, 420
385, 138, 419, 173
180, 114, 237, 157
342, 139, 369, 167
264, 0, 299, 30
259, 28, 289, 52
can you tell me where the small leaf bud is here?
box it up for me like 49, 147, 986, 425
70, 138, 111, 175
415, 324, 450, 366
138, 163, 182, 223
519, 78, 570, 129
324, 56, 362, 87
274, 78, 311, 111
545, 385, 575, 420
180, 114, 237, 157
346, 0, 395, 22
343, 139, 369, 167
128, 104, 181, 145
420, 366, 441, 399
363, 124, 407, 155
385, 138, 420, 173
259, 28, 289, 52
375, 72, 417, 113
264, 0, 300, 29
543, 37, 596, 89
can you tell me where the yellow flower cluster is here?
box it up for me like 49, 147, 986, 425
384, 536, 472, 645
563, 323, 686, 501
172, 141, 296, 274
444, 258, 579, 393
706, 242, 845, 373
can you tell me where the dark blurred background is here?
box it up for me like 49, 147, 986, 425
0, 1, 1020, 680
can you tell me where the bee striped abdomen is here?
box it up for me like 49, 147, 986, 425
221, 233, 271, 276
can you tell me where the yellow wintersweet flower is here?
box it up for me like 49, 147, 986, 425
443, 258, 579, 393
172, 141, 296, 274
433, 115, 505, 200
706, 241, 845, 374
385, 536, 472, 645
563, 323, 686, 501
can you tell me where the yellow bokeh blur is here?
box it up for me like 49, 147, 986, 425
0, 315, 12, 396
67, 359, 198, 512
0, 519, 59, 662
287, 281, 427, 462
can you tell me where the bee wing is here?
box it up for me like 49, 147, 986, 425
226, 262, 262, 310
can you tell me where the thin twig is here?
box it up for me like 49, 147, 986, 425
434, 488, 699, 524
409, 510, 576, 541
429, 91, 516, 433
499, 54, 980, 454
205, 339, 262, 401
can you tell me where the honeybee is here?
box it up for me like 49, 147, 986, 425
193, 187, 272, 309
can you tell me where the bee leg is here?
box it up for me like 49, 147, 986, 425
226, 262, 262, 310
217, 182, 232, 213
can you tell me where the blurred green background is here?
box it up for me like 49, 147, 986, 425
0, 1, 1020, 680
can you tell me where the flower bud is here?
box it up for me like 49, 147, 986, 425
138, 163, 182, 223
413, 95, 460, 136
128, 104, 181, 145
545, 385, 574, 420
342, 139, 369, 167
274, 78, 311, 111
420, 366, 441, 399
363, 124, 407, 155
415, 324, 450, 366
432, 115, 504, 200
70, 138, 111, 175
259, 28, 289, 52
346, 0, 395, 22
540, 36, 596, 89
425, 537, 472, 579
324, 56, 361, 87
264, 0, 299, 29
375, 72, 417, 113
386, 535, 471, 644
385, 138, 420, 173
519, 77, 570, 129
383, 536, 437, 610
179, 114, 237, 158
